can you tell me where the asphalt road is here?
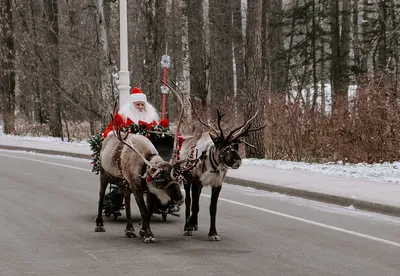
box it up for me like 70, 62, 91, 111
0, 150, 399, 276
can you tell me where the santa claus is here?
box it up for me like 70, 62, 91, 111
103, 87, 160, 138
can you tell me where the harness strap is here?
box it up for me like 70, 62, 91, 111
116, 142, 125, 176
200, 144, 220, 173
140, 153, 158, 190
209, 146, 220, 172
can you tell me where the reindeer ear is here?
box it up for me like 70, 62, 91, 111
209, 131, 219, 141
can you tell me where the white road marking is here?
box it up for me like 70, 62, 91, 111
2, 152, 399, 248
201, 194, 400, 248
0, 153, 91, 172
87, 253, 99, 260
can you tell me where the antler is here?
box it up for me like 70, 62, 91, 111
225, 111, 261, 142
216, 109, 225, 138
189, 100, 219, 137
160, 80, 185, 163
111, 102, 153, 168
242, 140, 257, 148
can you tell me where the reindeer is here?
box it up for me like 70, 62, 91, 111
95, 90, 192, 243
179, 109, 265, 241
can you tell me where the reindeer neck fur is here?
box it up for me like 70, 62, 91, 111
199, 143, 228, 188
184, 132, 227, 188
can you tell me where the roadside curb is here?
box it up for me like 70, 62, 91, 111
225, 176, 400, 218
2, 144, 399, 218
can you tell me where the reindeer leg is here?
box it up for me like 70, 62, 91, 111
183, 182, 192, 235
185, 184, 202, 235
190, 184, 202, 231
208, 186, 221, 241
124, 186, 136, 238
146, 192, 156, 220
133, 191, 155, 243
95, 169, 108, 232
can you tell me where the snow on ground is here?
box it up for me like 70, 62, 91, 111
0, 133, 398, 185
244, 159, 400, 184
0, 133, 88, 145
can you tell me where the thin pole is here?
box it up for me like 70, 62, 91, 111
162, 67, 168, 119
118, 0, 130, 109
160, 45, 170, 119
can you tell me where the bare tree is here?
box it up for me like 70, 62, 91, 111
95, 0, 114, 102
209, 0, 234, 114
266, 0, 286, 97
0, 0, 15, 134
232, 0, 245, 115
43, 0, 62, 137
376, 0, 388, 71
187, 0, 207, 107
91, 0, 114, 134
388, 0, 400, 95
245, 0, 265, 158
137, 0, 168, 108
341, 0, 351, 91
330, 0, 350, 112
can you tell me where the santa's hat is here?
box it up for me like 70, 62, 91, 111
129, 87, 147, 103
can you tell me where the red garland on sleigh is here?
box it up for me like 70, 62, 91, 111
88, 118, 171, 175
130, 118, 170, 137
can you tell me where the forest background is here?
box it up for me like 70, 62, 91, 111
1, 0, 400, 162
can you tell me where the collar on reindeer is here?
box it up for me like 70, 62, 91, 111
144, 173, 162, 189
141, 170, 154, 185
143, 169, 156, 184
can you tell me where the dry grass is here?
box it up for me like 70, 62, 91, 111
265, 79, 400, 163
13, 117, 103, 142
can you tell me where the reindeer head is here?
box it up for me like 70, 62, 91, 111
196, 109, 265, 170
142, 161, 184, 206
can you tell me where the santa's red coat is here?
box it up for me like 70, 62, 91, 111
103, 113, 134, 138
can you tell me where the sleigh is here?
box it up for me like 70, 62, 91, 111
89, 122, 183, 221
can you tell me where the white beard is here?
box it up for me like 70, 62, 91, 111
119, 102, 160, 124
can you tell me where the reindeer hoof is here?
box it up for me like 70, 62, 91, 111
208, 234, 221, 241
139, 229, 145, 238
183, 230, 193, 236
185, 224, 198, 232
143, 236, 156, 243
95, 226, 105, 232
125, 230, 137, 238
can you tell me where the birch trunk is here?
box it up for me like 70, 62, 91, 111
179, 0, 191, 121
96, 0, 113, 102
